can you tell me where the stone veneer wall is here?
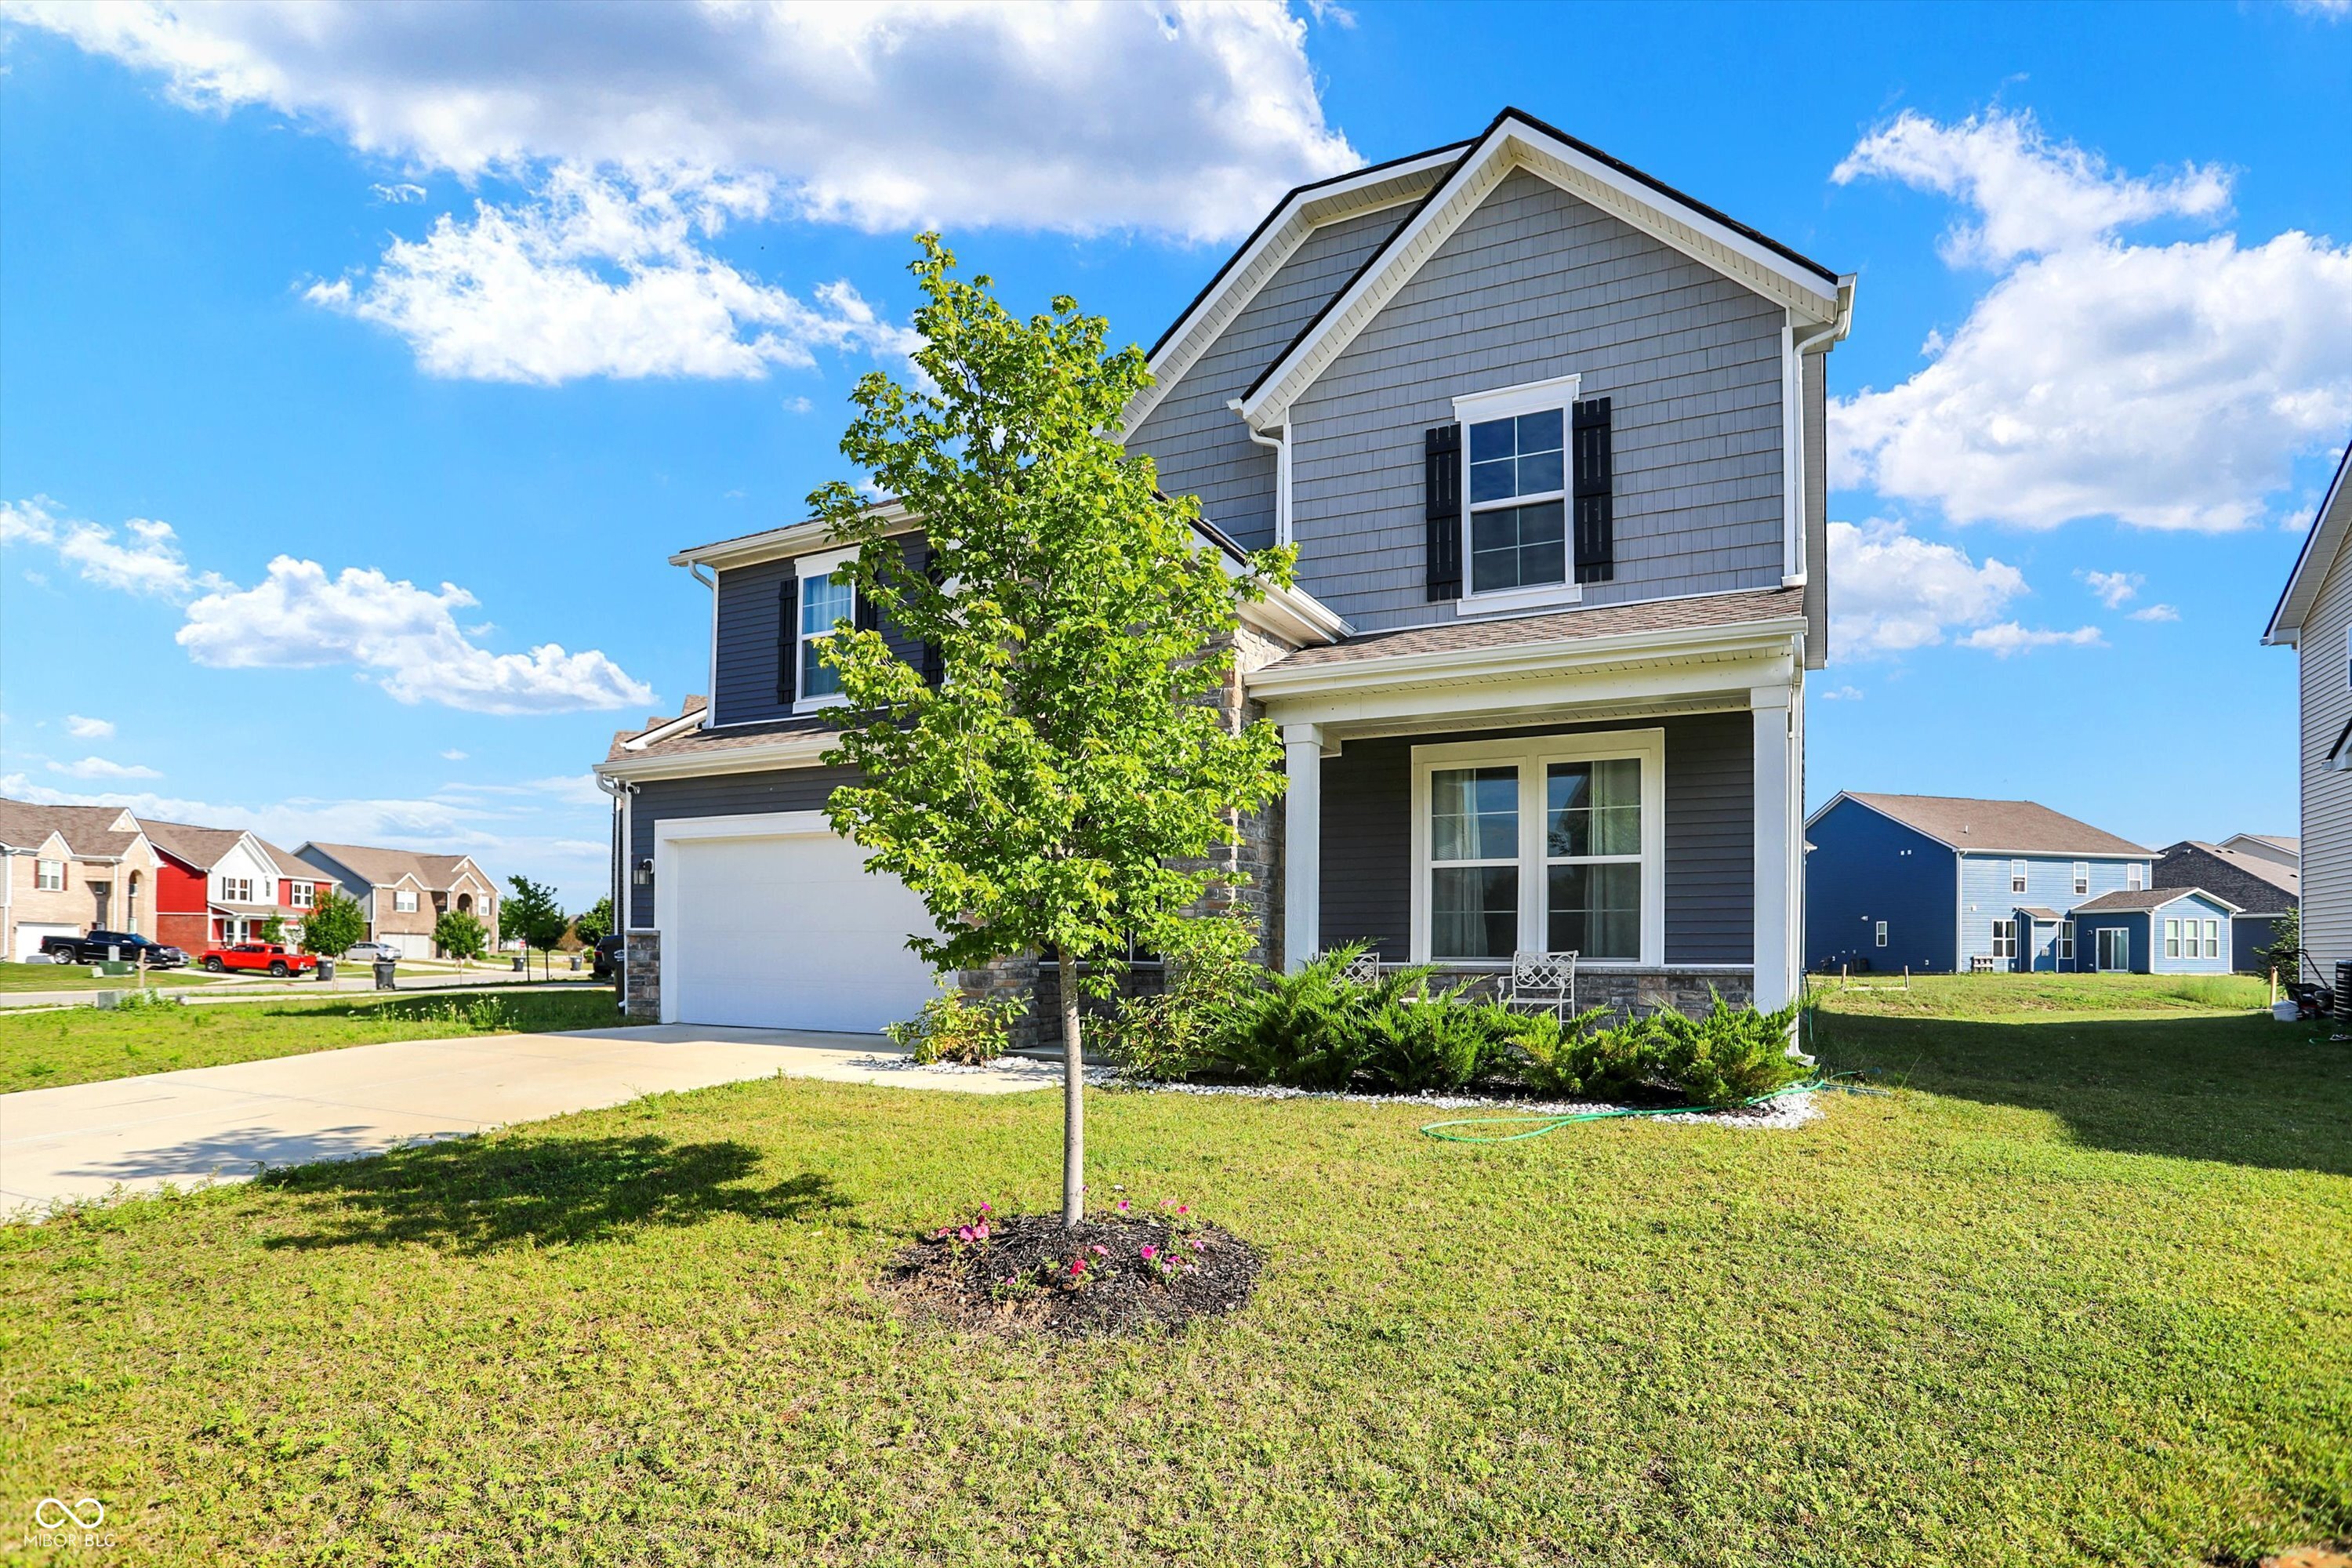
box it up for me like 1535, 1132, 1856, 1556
1416, 964, 1754, 1018
956, 617, 1297, 1051
623, 931, 662, 1022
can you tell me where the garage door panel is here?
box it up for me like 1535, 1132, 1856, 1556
666, 831, 940, 1033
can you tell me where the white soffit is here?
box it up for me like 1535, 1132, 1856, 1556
1240, 121, 1847, 429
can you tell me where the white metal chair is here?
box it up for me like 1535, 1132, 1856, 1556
1503, 949, 1577, 1018
1323, 948, 1381, 985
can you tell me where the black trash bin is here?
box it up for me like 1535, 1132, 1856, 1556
317, 957, 336, 982
512, 955, 525, 973
373, 959, 397, 991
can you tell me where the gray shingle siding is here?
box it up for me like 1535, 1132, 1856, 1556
1316, 712, 1753, 965
1288, 168, 1789, 633
626, 766, 859, 928
1129, 203, 1410, 551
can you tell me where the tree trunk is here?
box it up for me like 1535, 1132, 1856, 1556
1061, 969, 1085, 1228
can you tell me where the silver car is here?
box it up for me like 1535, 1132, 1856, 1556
343, 942, 403, 963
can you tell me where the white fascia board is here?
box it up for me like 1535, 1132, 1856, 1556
1121, 148, 1463, 436
2264, 442, 2352, 644
595, 735, 840, 784
622, 706, 713, 751
1262, 653, 1793, 736
1240, 124, 1843, 430
1246, 615, 1808, 702
669, 502, 917, 572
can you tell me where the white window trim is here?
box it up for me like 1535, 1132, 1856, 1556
2058, 919, 2075, 964
1991, 918, 2016, 960
1874, 920, 1888, 948
2126, 862, 2145, 891
1451, 373, 1584, 617
2073, 861, 2089, 895
2164, 917, 2181, 959
394, 889, 419, 913
2010, 858, 2027, 895
793, 546, 859, 715
2204, 918, 2221, 959
36, 858, 64, 891
1408, 728, 1664, 968
292, 882, 314, 909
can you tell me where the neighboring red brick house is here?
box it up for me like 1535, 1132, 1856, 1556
140, 819, 338, 949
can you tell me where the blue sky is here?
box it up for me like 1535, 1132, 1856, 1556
4, 1, 2349, 905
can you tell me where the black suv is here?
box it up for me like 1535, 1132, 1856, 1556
38, 930, 191, 967
591, 934, 623, 979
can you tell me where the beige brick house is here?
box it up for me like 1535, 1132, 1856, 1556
292, 842, 500, 959
0, 797, 165, 959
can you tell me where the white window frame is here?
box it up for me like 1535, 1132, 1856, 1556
1875, 920, 1888, 949
2097, 925, 2129, 971
2126, 862, 2144, 891
2073, 862, 2089, 896
1450, 374, 1583, 617
2164, 917, 2181, 959
35, 858, 64, 891
2204, 918, 2221, 959
2010, 859, 2028, 895
291, 882, 314, 909
220, 876, 251, 903
394, 888, 419, 913
2058, 920, 2075, 966
1991, 919, 2016, 961
1409, 728, 1664, 967
793, 545, 860, 714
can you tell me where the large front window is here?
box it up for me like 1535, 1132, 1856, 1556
1414, 731, 1662, 965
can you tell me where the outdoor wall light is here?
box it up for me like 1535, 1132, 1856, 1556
633, 858, 655, 886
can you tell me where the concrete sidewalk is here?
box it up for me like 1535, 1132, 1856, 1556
0, 1024, 1063, 1214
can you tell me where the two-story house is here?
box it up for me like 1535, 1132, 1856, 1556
294, 843, 499, 958
596, 108, 1853, 1033
1803, 792, 2241, 975
139, 819, 335, 950
2263, 438, 2352, 985
0, 797, 163, 959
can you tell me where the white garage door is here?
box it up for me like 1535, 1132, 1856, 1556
13, 922, 78, 960
664, 828, 940, 1033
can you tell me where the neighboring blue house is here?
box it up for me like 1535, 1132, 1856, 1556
1803, 793, 2205, 975
2064, 887, 2241, 975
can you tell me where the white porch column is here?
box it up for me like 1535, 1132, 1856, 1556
1751, 686, 1795, 1010
1283, 723, 1325, 971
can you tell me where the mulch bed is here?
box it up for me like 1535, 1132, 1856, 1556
886, 1210, 1261, 1338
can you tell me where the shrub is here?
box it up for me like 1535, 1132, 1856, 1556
1100, 912, 1261, 1082
1499, 1006, 1650, 1099
1348, 978, 1498, 1094
1194, 945, 1390, 1090
1633, 992, 1808, 1104
886, 989, 1018, 1066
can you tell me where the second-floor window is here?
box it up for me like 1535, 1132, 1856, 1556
799, 571, 855, 705
394, 889, 419, 913
2010, 859, 2028, 895
292, 882, 314, 909
2127, 862, 2145, 891
36, 858, 64, 891
2073, 862, 2089, 895
1467, 408, 1566, 596
220, 877, 252, 902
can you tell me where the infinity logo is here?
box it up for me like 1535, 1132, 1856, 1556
34, 1497, 105, 1530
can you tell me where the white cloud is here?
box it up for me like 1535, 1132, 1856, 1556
2078, 569, 2142, 609
307, 165, 920, 383
64, 714, 116, 739
0, 495, 223, 597
0, 774, 610, 905
1831, 108, 2352, 532
179, 555, 654, 715
8, 1, 1353, 242
370, 180, 426, 204
1956, 622, 2105, 657
48, 756, 162, 780
2129, 603, 2181, 622
1827, 517, 2027, 655
1819, 685, 1864, 701
441, 749, 467, 761
2289, 0, 2348, 16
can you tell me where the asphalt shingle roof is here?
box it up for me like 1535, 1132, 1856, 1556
1843, 793, 2151, 858
1264, 586, 1805, 671
2072, 887, 2238, 913
0, 798, 143, 858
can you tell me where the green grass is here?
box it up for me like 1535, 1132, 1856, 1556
2, 982, 2345, 1563
1808, 968, 2273, 1019
0, 989, 622, 1094
0, 963, 223, 995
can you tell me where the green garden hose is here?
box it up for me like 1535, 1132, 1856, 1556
1418, 1074, 1880, 1143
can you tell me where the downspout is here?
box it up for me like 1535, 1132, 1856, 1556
1229, 400, 1290, 549
689, 562, 717, 726
1783, 314, 1846, 588
597, 773, 635, 1007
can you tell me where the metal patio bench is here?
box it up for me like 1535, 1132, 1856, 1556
1502, 949, 1578, 1019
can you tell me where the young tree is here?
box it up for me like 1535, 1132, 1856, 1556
572, 896, 615, 949
434, 909, 488, 967
299, 890, 366, 958
257, 914, 286, 945
812, 234, 1292, 1228
2256, 905, 2300, 981
504, 875, 569, 979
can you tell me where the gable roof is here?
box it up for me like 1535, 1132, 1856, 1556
0, 797, 143, 858
2223, 831, 2298, 859
2074, 886, 2241, 915
1825, 793, 2151, 857
138, 818, 257, 873
2264, 436, 2352, 644
299, 841, 489, 894
1236, 107, 1853, 428
2159, 839, 2299, 899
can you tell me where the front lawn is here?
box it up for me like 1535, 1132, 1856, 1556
1809, 968, 2270, 1019
0, 989, 622, 1094
0, 963, 224, 995
3, 988, 2344, 1563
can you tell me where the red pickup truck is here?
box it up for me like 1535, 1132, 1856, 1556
199, 942, 318, 977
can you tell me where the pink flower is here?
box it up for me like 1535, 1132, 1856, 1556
1176, 1205, 1189, 1215
973, 1223, 989, 1240
1089, 1244, 1108, 1257
1140, 1245, 1157, 1261
978, 1202, 991, 1211
1069, 1258, 1087, 1275
1190, 1239, 1207, 1251
1116, 1200, 1130, 1212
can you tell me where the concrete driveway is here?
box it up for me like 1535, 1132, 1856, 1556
0, 1024, 1064, 1214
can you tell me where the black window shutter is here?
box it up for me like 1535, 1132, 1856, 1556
919, 543, 945, 688
1424, 423, 1461, 601
852, 571, 879, 634
775, 575, 800, 704
1572, 397, 1613, 585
